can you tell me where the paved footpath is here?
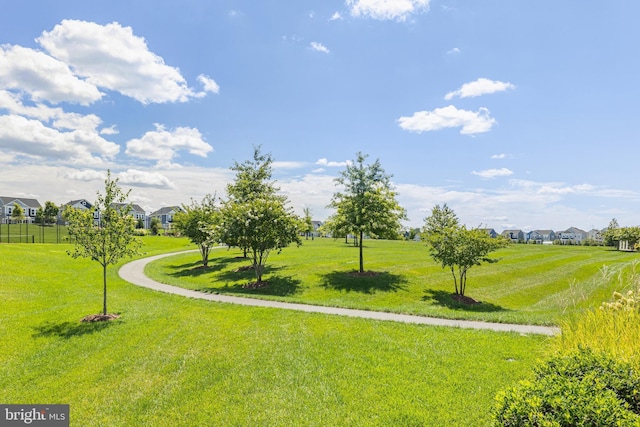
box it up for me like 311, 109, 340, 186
119, 250, 559, 336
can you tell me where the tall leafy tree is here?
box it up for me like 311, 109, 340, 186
423, 204, 508, 297
173, 194, 219, 267
64, 171, 142, 318
11, 203, 25, 223
218, 147, 301, 284
329, 152, 407, 273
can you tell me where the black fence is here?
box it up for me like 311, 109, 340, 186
0, 223, 72, 244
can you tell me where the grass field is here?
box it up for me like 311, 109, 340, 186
145, 238, 639, 325
0, 237, 553, 426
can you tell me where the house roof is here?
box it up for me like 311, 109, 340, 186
150, 206, 183, 216
0, 196, 42, 208
111, 203, 146, 213
62, 199, 93, 208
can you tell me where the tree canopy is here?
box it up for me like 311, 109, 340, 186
423, 204, 508, 297
64, 171, 142, 318
173, 194, 219, 267
329, 152, 407, 273
218, 147, 301, 284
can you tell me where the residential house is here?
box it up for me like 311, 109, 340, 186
587, 228, 605, 245
526, 229, 556, 244
310, 220, 324, 238
557, 227, 588, 245
59, 199, 98, 224
0, 196, 42, 224
480, 228, 498, 238
501, 229, 524, 243
149, 206, 184, 230
112, 203, 147, 228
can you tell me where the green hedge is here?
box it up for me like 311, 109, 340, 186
493, 347, 640, 426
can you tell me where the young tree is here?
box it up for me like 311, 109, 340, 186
218, 196, 301, 283
603, 218, 620, 247
43, 201, 59, 225
64, 171, 143, 318
173, 194, 219, 267
302, 207, 314, 240
218, 147, 301, 284
423, 204, 508, 297
149, 217, 162, 236
329, 152, 407, 273
220, 146, 279, 257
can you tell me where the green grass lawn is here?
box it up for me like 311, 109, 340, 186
145, 238, 640, 325
0, 237, 551, 426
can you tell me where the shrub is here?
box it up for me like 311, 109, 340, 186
493, 348, 640, 426
132, 228, 148, 236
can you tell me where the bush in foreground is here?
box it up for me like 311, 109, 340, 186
493, 347, 640, 426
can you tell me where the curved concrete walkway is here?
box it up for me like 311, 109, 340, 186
119, 250, 559, 336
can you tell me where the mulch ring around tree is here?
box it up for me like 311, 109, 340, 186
451, 294, 481, 305
242, 281, 269, 289
81, 313, 121, 322
234, 265, 254, 273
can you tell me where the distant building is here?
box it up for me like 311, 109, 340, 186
526, 229, 556, 244
557, 227, 588, 245
501, 229, 524, 243
480, 228, 498, 238
0, 196, 42, 224
149, 206, 184, 229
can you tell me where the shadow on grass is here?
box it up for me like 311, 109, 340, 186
32, 319, 118, 339
167, 255, 248, 278
321, 270, 408, 293
198, 273, 301, 297
422, 289, 507, 312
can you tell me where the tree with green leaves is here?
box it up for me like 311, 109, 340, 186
173, 194, 219, 267
64, 170, 143, 319
149, 217, 161, 236
43, 201, 59, 225
218, 147, 301, 284
603, 218, 620, 247
302, 207, 314, 240
220, 146, 279, 257
423, 204, 509, 298
11, 203, 25, 223
329, 152, 407, 273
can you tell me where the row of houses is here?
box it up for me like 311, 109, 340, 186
0, 196, 183, 230
491, 227, 603, 245
0, 196, 614, 244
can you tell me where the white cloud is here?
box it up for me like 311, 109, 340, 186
36, 20, 208, 104
316, 158, 351, 167
444, 78, 515, 100
197, 75, 220, 95
0, 45, 103, 106
310, 42, 330, 54
100, 125, 119, 135
397, 105, 496, 135
472, 168, 514, 179
0, 114, 119, 165
330, 12, 344, 20
65, 169, 105, 182
491, 153, 507, 159
347, 0, 430, 21
272, 161, 307, 169
125, 124, 213, 164
118, 169, 176, 189
447, 47, 460, 55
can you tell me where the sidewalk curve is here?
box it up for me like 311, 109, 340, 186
119, 250, 559, 336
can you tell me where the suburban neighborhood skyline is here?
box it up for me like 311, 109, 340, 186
1, 1, 639, 231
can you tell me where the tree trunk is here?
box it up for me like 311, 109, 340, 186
103, 263, 108, 315
359, 230, 364, 273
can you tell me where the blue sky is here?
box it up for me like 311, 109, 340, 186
1, 1, 638, 232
